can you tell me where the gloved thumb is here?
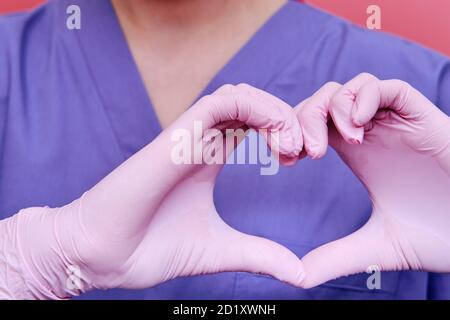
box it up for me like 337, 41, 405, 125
219, 231, 306, 287
300, 214, 392, 289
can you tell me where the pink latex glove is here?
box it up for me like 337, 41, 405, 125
0, 84, 305, 299
296, 73, 450, 288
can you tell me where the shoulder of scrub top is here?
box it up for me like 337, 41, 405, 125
274, 2, 450, 116
0, 1, 58, 107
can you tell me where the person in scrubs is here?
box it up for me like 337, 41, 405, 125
0, 0, 449, 299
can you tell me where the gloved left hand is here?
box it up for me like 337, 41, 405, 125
295, 73, 450, 288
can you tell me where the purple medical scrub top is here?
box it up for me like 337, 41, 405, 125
1, 0, 450, 300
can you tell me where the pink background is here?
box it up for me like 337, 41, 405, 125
0, 0, 449, 57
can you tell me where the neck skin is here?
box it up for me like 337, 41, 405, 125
111, 0, 287, 128
112, 0, 286, 33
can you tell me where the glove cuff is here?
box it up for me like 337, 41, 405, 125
11, 206, 95, 299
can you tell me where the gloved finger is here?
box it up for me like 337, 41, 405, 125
191, 85, 302, 160
213, 83, 237, 95
300, 214, 392, 289
352, 79, 430, 127
295, 82, 341, 159
236, 83, 304, 163
293, 99, 310, 161
293, 97, 310, 114
329, 73, 379, 145
220, 231, 305, 287
232, 83, 302, 165
209, 85, 264, 164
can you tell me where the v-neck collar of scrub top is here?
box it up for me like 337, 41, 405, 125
72, 0, 311, 159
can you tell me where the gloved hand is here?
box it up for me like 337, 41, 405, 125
0, 84, 305, 299
295, 73, 450, 288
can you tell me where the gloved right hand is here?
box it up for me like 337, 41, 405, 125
1, 84, 305, 299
